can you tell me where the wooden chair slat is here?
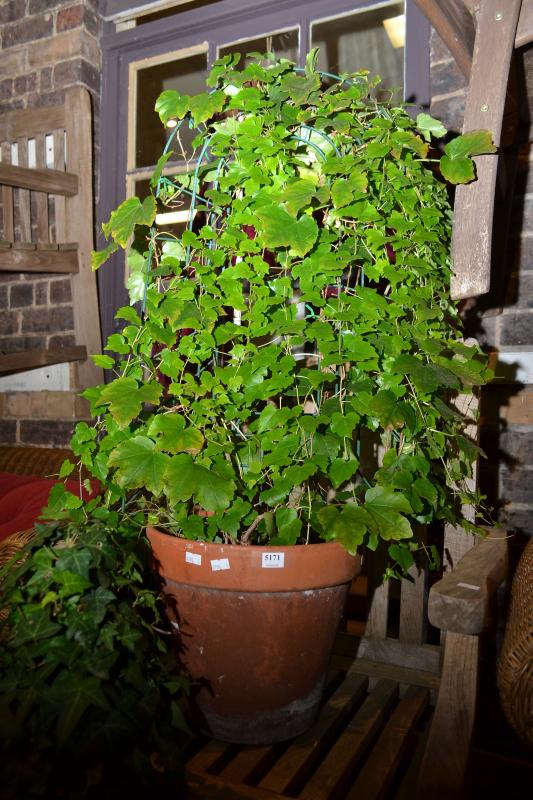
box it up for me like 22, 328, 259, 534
345, 686, 429, 800
1, 142, 14, 241
34, 133, 50, 243
0, 245, 78, 273
0, 162, 78, 196
53, 128, 67, 242
0, 346, 87, 376
219, 744, 279, 786
298, 679, 398, 800
258, 672, 368, 795
15, 138, 31, 242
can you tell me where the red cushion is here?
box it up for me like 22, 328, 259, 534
0, 472, 96, 542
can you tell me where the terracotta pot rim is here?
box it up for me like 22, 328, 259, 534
146, 525, 361, 592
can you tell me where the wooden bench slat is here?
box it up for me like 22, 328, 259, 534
0, 246, 78, 273
187, 739, 234, 776
16, 139, 32, 242
0, 346, 87, 376
345, 686, 429, 800
258, 672, 368, 796
0, 162, 78, 197
187, 771, 288, 800
299, 679, 398, 800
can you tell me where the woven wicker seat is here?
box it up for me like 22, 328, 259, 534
498, 538, 533, 748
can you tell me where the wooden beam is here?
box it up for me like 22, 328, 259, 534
414, 0, 475, 78
516, 0, 533, 48
64, 87, 103, 389
0, 245, 79, 273
0, 346, 87, 376
0, 163, 78, 197
451, 0, 522, 299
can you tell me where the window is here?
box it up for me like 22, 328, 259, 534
99, 0, 429, 343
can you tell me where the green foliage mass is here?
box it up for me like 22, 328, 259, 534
0, 518, 188, 798
82, 51, 493, 572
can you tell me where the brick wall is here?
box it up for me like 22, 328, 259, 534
0, 0, 101, 448
430, 28, 533, 538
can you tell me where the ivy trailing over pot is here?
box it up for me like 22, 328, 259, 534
0, 517, 189, 798
72, 50, 493, 574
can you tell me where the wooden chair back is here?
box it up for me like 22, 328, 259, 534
0, 87, 102, 389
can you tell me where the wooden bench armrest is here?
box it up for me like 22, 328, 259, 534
428, 531, 508, 634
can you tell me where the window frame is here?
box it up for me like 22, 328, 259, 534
98, 0, 429, 344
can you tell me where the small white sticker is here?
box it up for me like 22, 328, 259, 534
262, 552, 285, 569
457, 581, 480, 591
211, 558, 230, 571
186, 552, 202, 566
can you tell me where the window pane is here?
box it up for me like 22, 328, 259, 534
136, 51, 208, 169
311, 2, 404, 101
219, 29, 299, 64
135, 176, 193, 238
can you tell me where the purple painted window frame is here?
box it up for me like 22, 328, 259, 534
97, 0, 430, 345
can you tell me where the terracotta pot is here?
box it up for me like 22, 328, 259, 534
147, 526, 361, 744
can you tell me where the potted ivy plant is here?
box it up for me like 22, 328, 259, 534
65, 50, 493, 744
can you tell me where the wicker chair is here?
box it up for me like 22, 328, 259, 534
498, 538, 533, 748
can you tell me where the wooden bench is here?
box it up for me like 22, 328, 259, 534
0, 87, 102, 389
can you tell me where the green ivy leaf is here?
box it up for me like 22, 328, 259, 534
91, 241, 118, 271
102, 196, 157, 248
416, 113, 447, 142
329, 458, 359, 489
148, 414, 204, 454
164, 455, 234, 511
363, 485, 413, 541
281, 179, 316, 216
99, 377, 162, 429
155, 89, 189, 125
255, 206, 318, 257
108, 436, 169, 495
91, 354, 115, 369
188, 90, 226, 126
48, 672, 108, 747
441, 130, 496, 185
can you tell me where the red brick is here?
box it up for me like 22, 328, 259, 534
21, 306, 74, 333
14, 73, 39, 95
500, 468, 533, 505
0, 311, 20, 336
40, 67, 53, 92
27, 90, 65, 109
430, 92, 465, 134
35, 281, 49, 305
53, 58, 82, 88
0, 0, 26, 24
28, 0, 61, 13
19, 419, 75, 447
0, 335, 46, 353
2, 14, 54, 48
50, 278, 72, 304
0, 420, 18, 445
10, 283, 34, 308
48, 333, 76, 348
57, 4, 84, 32
0, 79, 13, 102
431, 59, 467, 98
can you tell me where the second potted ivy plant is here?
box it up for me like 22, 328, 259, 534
74, 50, 493, 743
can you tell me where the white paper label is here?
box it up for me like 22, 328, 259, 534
211, 558, 230, 571
185, 551, 202, 566
457, 581, 480, 591
262, 552, 285, 569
